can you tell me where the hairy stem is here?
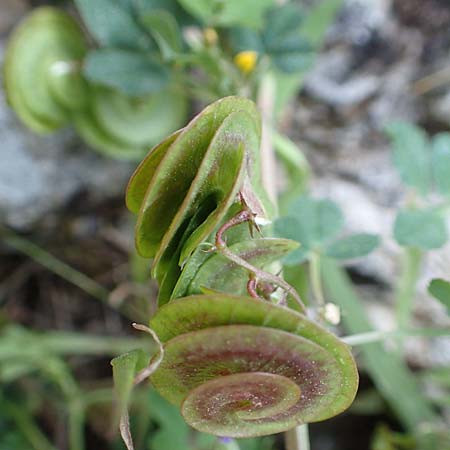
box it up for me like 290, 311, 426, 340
217, 244, 306, 311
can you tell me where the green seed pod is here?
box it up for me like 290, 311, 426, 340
4, 7, 87, 132
149, 294, 358, 437
126, 97, 358, 438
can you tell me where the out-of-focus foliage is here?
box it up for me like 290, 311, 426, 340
4, 0, 341, 158
275, 195, 379, 264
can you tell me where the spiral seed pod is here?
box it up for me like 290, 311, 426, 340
126, 96, 359, 438
4, 7, 88, 133
4, 7, 187, 159
149, 294, 358, 437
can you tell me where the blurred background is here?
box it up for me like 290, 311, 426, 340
1, 1, 450, 449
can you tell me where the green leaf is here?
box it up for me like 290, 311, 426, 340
213, 0, 274, 28
111, 349, 148, 422
83, 49, 169, 96
228, 27, 264, 54
74, 0, 151, 49
177, 0, 273, 28
428, 279, 450, 313
386, 122, 431, 195
300, 0, 343, 47
432, 133, 450, 196
274, 196, 344, 255
273, 131, 310, 213
325, 233, 380, 260
140, 10, 182, 60
263, 3, 314, 73
394, 208, 447, 250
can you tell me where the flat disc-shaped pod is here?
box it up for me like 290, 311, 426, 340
187, 237, 299, 296
156, 196, 220, 305
91, 87, 187, 148
149, 295, 358, 427
133, 96, 264, 258
152, 110, 251, 281
150, 324, 354, 437
4, 7, 87, 133
73, 107, 145, 160
47, 57, 89, 111
126, 130, 182, 214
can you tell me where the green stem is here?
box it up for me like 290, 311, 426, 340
257, 72, 310, 450
342, 327, 450, 346
68, 401, 85, 450
309, 251, 325, 307
1, 396, 59, 450
395, 247, 422, 329
216, 438, 241, 450
285, 425, 310, 450
321, 258, 437, 431
2, 229, 109, 304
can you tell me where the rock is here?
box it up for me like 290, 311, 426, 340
0, 40, 135, 229
304, 50, 381, 108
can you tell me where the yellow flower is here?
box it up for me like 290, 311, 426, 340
203, 27, 218, 46
234, 51, 258, 75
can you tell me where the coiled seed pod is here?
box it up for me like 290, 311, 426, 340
126, 96, 359, 437
149, 294, 358, 437
4, 7, 186, 159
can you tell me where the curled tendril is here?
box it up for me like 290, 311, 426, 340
126, 97, 359, 437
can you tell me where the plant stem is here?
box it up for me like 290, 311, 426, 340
285, 425, 310, 450
342, 327, 450, 346
2, 229, 110, 304
1, 396, 59, 450
257, 73, 310, 450
394, 247, 422, 329
68, 400, 85, 450
309, 251, 325, 307
321, 258, 437, 431
257, 73, 277, 205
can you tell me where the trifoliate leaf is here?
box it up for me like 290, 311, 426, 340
325, 233, 380, 260
74, 0, 151, 49
386, 122, 431, 195
177, 0, 273, 28
274, 196, 344, 255
432, 133, 450, 196
394, 208, 447, 250
140, 10, 182, 60
84, 49, 169, 96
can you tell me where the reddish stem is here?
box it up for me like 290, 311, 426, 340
247, 276, 260, 299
